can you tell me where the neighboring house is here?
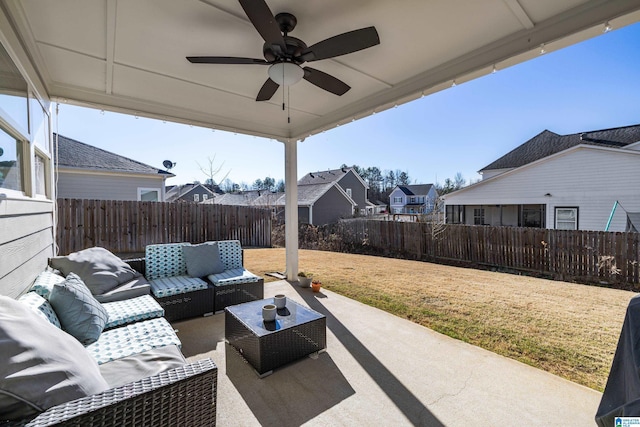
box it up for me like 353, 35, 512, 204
165, 183, 219, 203
298, 167, 369, 215
54, 134, 174, 201
283, 182, 356, 226
389, 184, 438, 214
443, 124, 640, 232
210, 167, 366, 225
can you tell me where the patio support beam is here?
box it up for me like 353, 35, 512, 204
284, 139, 298, 281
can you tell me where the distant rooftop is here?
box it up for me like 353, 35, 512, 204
480, 124, 640, 172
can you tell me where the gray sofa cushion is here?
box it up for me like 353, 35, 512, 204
99, 345, 186, 388
183, 242, 225, 277
50, 247, 140, 295
94, 276, 151, 303
49, 273, 109, 345
0, 296, 109, 420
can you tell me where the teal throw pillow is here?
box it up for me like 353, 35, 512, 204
49, 273, 109, 345
183, 242, 225, 277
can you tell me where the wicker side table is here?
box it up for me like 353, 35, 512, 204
225, 298, 326, 377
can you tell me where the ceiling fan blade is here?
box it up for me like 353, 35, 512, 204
256, 78, 280, 101
303, 67, 350, 96
187, 56, 269, 65
299, 27, 380, 62
238, 0, 286, 52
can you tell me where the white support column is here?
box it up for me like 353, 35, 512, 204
284, 139, 298, 281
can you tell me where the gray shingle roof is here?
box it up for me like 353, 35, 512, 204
397, 184, 434, 196
275, 183, 338, 206
298, 168, 351, 185
54, 133, 172, 176
480, 124, 640, 171
210, 192, 261, 206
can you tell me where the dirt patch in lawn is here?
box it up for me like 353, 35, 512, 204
245, 247, 634, 391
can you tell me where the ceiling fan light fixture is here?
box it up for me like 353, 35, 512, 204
268, 62, 304, 86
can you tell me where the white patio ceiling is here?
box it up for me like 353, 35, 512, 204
4, 0, 640, 142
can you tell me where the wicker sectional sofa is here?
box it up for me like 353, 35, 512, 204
144, 240, 264, 321
0, 251, 217, 426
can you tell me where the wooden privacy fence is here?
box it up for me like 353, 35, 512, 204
56, 199, 272, 255
318, 220, 640, 286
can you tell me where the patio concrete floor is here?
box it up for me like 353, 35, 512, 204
174, 280, 601, 426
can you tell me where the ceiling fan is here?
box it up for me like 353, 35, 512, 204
186, 0, 380, 102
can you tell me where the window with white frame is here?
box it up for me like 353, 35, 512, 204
0, 131, 23, 192
0, 42, 52, 201
193, 194, 200, 202
555, 207, 578, 230
138, 188, 160, 201
34, 151, 47, 196
202, 194, 208, 201
346, 188, 352, 198
410, 197, 416, 203
473, 208, 485, 225
393, 197, 402, 203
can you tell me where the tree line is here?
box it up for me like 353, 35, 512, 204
197, 155, 467, 204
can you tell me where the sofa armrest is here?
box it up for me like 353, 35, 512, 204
11, 359, 217, 427
123, 257, 146, 276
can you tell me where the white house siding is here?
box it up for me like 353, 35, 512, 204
0, 20, 55, 298
481, 168, 512, 180
389, 188, 405, 214
0, 198, 55, 298
57, 170, 165, 201
444, 146, 640, 232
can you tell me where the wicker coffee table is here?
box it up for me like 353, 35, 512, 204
225, 298, 327, 377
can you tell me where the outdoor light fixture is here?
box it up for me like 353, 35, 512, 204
268, 62, 304, 86
603, 21, 612, 33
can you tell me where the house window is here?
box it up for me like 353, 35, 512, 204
0, 43, 29, 134
346, 188, 352, 198
34, 152, 47, 196
202, 194, 208, 201
474, 208, 485, 225
410, 197, 416, 203
193, 194, 200, 202
520, 204, 545, 228
555, 207, 578, 230
446, 205, 464, 224
393, 197, 402, 203
138, 188, 160, 201
0, 131, 23, 192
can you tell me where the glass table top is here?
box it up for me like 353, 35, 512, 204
226, 297, 325, 337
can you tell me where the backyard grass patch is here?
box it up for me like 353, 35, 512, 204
244, 247, 633, 391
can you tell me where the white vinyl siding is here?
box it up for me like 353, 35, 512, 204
444, 146, 640, 232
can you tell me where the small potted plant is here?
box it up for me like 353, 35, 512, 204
297, 272, 313, 288
311, 279, 322, 293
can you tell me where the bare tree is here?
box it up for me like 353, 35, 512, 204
197, 155, 229, 190
417, 196, 446, 258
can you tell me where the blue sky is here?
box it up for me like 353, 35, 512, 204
56, 22, 640, 188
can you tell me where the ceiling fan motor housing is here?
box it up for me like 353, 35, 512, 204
263, 36, 307, 63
